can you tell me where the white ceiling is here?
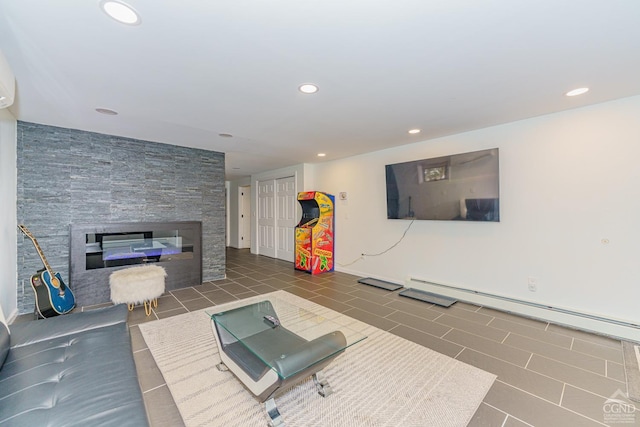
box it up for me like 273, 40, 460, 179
1, 1, 639, 179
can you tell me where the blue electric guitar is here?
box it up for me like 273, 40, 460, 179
18, 225, 76, 318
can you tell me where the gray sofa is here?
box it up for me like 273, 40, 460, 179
0, 304, 149, 426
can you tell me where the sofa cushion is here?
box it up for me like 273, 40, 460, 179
0, 305, 148, 426
0, 322, 147, 426
8, 304, 128, 348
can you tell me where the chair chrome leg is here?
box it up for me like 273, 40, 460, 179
313, 372, 333, 397
265, 397, 284, 427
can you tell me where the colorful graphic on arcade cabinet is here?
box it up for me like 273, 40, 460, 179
294, 191, 335, 274
295, 227, 312, 270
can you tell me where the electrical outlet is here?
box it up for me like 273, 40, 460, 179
527, 276, 537, 292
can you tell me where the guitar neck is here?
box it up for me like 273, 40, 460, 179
31, 239, 55, 275
19, 226, 56, 277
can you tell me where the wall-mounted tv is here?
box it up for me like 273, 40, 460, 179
385, 148, 499, 221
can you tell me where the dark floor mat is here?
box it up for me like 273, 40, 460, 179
399, 288, 457, 307
357, 277, 403, 291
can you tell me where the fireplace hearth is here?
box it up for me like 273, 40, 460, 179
70, 221, 202, 307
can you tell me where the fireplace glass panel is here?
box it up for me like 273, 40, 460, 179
85, 229, 194, 269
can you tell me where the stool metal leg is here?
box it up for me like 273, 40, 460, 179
144, 300, 152, 316
313, 372, 333, 397
127, 303, 134, 311
265, 398, 284, 427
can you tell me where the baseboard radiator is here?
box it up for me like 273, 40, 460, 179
405, 277, 640, 342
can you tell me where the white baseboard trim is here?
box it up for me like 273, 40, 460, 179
406, 277, 640, 342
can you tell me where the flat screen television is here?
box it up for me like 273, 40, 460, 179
385, 148, 499, 221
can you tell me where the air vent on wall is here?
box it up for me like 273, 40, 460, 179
0, 50, 16, 109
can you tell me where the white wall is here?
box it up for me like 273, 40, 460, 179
0, 109, 17, 321
312, 96, 640, 325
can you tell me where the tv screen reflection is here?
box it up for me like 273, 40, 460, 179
385, 148, 499, 221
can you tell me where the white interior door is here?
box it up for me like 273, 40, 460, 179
275, 176, 297, 262
257, 180, 275, 258
239, 186, 251, 248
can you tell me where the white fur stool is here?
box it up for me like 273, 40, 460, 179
110, 265, 166, 316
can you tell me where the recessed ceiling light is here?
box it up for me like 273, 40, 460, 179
408, 129, 421, 134
95, 108, 118, 115
299, 84, 319, 94
218, 133, 233, 138
100, 0, 141, 25
317, 153, 326, 157
565, 87, 589, 97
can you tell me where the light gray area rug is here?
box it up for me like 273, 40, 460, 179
139, 291, 496, 426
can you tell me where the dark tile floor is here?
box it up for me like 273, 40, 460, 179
105, 249, 631, 426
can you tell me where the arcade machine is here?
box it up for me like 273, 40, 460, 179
294, 191, 335, 274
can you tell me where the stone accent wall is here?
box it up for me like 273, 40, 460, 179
16, 121, 225, 313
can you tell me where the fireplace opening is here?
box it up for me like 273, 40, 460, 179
70, 221, 202, 307
86, 229, 195, 269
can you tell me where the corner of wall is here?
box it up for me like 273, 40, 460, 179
0, 108, 18, 318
